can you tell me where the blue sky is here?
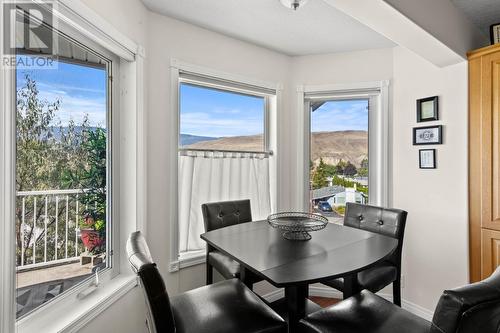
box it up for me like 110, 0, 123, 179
16, 56, 107, 128
180, 84, 368, 138
311, 99, 368, 132
180, 83, 265, 138
16, 58, 367, 135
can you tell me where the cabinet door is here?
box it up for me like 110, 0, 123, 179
480, 52, 500, 231
482, 229, 500, 279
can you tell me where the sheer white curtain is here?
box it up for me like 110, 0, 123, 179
178, 150, 271, 255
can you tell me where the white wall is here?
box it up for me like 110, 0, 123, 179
78, 1, 291, 332
75, 1, 469, 331
392, 46, 469, 311
146, 11, 291, 294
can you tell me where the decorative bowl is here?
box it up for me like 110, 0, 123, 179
267, 212, 328, 241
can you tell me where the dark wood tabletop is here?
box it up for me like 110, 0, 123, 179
201, 220, 398, 332
201, 220, 398, 287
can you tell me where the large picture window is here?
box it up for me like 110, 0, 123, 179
177, 72, 274, 260
14, 11, 116, 318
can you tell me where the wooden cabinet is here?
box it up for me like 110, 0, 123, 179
469, 44, 500, 282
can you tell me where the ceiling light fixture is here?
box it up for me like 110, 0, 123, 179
280, 0, 309, 11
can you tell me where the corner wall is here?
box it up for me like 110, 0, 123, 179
392, 46, 469, 311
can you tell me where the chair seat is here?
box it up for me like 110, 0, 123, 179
208, 250, 241, 279
171, 279, 287, 333
298, 290, 431, 333
322, 264, 397, 293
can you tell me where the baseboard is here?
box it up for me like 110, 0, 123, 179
261, 286, 434, 322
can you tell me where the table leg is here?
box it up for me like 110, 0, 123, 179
239, 267, 253, 289
343, 272, 360, 299
285, 285, 308, 333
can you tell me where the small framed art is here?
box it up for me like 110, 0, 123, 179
419, 149, 436, 169
413, 125, 442, 145
490, 23, 500, 45
417, 96, 438, 122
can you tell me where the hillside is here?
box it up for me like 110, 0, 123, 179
310, 130, 367, 167
184, 130, 368, 167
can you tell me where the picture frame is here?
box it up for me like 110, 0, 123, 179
417, 96, 438, 122
413, 125, 442, 145
490, 23, 500, 45
419, 149, 436, 169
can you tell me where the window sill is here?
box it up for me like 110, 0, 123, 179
169, 250, 205, 272
16, 274, 138, 333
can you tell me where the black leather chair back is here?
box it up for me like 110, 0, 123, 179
126, 231, 176, 333
344, 202, 407, 267
201, 199, 252, 232
430, 267, 500, 333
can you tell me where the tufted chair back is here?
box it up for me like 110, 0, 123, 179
344, 203, 407, 267
126, 231, 176, 333
430, 266, 500, 333
201, 199, 253, 232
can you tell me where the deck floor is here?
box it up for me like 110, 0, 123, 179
17, 261, 93, 289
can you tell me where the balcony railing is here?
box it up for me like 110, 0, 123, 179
15, 189, 92, 272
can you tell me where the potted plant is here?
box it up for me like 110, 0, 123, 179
79, 210, 105, 255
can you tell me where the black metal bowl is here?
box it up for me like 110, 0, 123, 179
267, 212, 328, 241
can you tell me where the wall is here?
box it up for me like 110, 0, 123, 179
78, 0, 291, 332
384, 0, 488, 56
392, 46, 469, 311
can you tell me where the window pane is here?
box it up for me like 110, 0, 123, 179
178, 81, 271, 258
179, 83, 265, 152
309, 99, 369, 221
15, 52, 109, 318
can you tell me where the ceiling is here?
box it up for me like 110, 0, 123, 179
451, 0, 500, 38
141, 0, 395, 56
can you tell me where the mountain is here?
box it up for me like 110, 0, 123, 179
185, 134, 264, 152
180, 134, 219, 146
184, 130, 368, 167
49, 126, 103, 141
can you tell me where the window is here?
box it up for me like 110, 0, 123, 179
176, 69, 275, 261
1, 2, 143, 331
13, 7, 117, 319
309, 99, 369, 220
303, 83, 389, 219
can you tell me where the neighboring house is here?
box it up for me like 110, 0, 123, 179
311, 185, 344, 205
327, 187, 367, 207
311, 185, 367, 207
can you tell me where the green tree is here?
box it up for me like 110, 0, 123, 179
312, 158, 329, 189
358, 158, 368, 177
335, 159, 347, 175
15, 74, 92, 264
344, 162, 357, 176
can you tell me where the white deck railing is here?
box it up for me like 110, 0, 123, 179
15, 189, 92, 271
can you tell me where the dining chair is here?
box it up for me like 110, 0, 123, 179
321, 202, 407, 305
201, 199, 262, 288
126, 231, 287, 333
299, 266, 500, 333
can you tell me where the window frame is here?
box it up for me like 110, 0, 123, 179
297, 81, 390, 211
0, 1, 146, 332
169, 59, 280, 271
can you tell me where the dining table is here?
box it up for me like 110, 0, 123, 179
200, 219, 398, 333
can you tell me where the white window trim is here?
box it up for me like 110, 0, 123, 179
168, 59, 282, 272
0, 1, 147, 332
296, 81, 390, 211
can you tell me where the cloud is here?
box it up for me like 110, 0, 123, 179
311, 101, 368, 132
37, 84, 106, 127
181, 112, 263, 137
